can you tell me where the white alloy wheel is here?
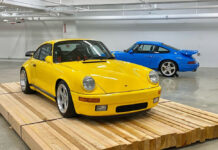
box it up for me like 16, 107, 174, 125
20, 69, 27, 91
160, 61, 177, 77
57, 84, 69, 114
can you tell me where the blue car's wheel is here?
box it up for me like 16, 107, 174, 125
160, 60, 177, 77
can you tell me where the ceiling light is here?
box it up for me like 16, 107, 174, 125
1, 13, 10, 17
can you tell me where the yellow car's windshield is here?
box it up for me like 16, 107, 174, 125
53, 40, 114, 63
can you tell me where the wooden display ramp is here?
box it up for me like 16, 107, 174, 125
0, 82, 217, 150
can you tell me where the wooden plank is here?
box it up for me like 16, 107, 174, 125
153, 105, 217, 142
0, 94, 42, 136
61, 118, 122, 149
147, 109, 202, 146
22, 122, 81, 150
161, 102, 218, 123
160, 102, 218, 139
146, 111, 199, 146
0, 82, 217, 150
91, 120, 149, 150
0, 85, 7, 94
76, 119, 134, 149
121, 121, 162, 150
159, 98, 171, 103
1, 82, 21, 93
129, 117, 177, 149
0, 92, 61, 136
46, 120, 104, 150
14, 92, 62, 120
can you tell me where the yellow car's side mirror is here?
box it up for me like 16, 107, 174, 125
45, 56, 53, 63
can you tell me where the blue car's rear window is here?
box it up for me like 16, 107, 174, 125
163, 44, 179, 50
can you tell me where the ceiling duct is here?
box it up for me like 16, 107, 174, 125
28, 13, 218, 21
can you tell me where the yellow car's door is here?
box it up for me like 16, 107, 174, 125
34, 44, 54, 96
28, 46, 42, 85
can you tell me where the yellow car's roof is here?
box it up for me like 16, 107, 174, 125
43, 38, 92, 44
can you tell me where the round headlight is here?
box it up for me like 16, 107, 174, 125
83, 76, 95, 91
149, 70, 159, 84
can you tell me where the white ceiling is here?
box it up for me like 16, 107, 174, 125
1, 0, 218, 23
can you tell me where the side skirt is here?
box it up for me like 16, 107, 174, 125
30, 84, 56, 100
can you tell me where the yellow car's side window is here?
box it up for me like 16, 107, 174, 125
33, 47, 41, 59
33, 44, 52, 61
39, 45, 52, 61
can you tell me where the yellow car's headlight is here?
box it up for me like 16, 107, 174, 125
149, 70, 159, 84
83, 76, 95, 91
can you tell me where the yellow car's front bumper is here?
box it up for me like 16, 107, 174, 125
71, 86, 161, 116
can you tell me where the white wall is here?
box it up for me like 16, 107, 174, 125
76, 21, 218, 68
0, 20, 218, 67
0, 21, 63, 59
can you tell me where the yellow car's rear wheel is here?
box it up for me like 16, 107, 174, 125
20, 68, 34, 94
56, 80, 77, 118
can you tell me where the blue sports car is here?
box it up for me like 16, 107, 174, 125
112, 41, 199, 77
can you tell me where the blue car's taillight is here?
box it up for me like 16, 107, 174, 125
188, 61, 196, 64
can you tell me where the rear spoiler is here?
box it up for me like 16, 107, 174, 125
180, 50, 199, 56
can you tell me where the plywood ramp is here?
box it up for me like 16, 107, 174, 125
0, 82, 217, 150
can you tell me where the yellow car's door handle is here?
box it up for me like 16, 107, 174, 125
33, 64, 36, 67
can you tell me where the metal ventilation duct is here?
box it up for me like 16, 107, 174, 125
29, 13, 218, 21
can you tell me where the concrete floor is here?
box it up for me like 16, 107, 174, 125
0, 61, 217, 150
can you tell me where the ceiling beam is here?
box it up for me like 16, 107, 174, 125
55, 5, 218, 13
49, 0, 218, 6
1, 0, 74, 15
23, 13, 218, 21
2, 0, 47, 10
3, 0, 217, 9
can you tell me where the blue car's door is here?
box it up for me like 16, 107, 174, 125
149, 46, 170, 69
131, 44, 155, 67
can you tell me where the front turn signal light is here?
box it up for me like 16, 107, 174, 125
79, 97, 100, 103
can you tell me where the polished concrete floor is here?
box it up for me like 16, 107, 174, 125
0, 61, 217, 150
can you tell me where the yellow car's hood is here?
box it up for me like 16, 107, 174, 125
60, 60, 157, 93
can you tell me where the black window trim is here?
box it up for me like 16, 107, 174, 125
33, 43, 52, 61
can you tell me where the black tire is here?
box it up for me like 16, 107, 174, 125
56, 80, 77, 118
20, 68, 34, 94
159, 60, 177, 77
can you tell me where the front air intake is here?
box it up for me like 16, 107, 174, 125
116, 102, 148, 112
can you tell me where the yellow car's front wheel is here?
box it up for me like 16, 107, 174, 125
56, 80, 77, 118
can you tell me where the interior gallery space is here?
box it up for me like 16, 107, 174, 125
0, 0, 218, 150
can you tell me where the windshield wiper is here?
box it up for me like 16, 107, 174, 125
82, 60, 107, 63
87, 56, 115, 60
107, 56, 115, 59
91, 56, 107, 60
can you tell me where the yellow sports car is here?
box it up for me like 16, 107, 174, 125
20, 39, 161, 117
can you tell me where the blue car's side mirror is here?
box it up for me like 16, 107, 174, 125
128, 50, 134, 54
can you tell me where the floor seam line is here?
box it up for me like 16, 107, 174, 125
20, 117, 63, 128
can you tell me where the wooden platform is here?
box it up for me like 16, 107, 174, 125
0, 82, 217, 150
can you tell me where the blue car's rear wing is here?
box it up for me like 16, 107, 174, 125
180, 50, 199, 57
